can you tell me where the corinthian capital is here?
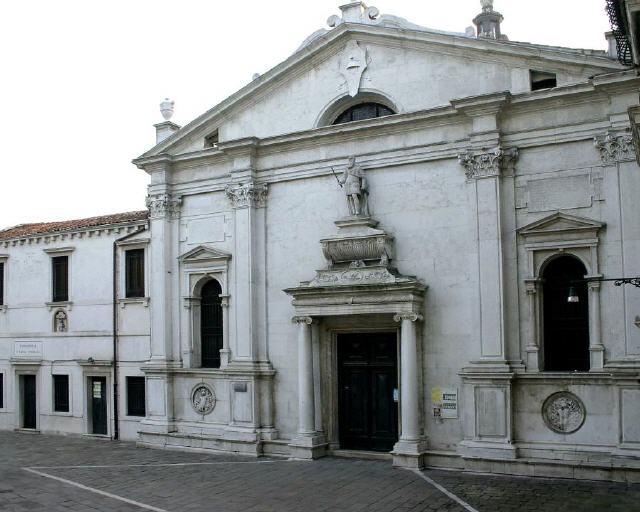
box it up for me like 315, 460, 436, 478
225, 182, 268, 209
146, 193, 182, 219
594, 131, 635, 164
458, 147, 518, 179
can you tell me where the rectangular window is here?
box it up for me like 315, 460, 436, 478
0, 262, 4, 306
530, 70, 557, 91
126, 377, 146, 417
125, 249, 145, 298
0, 373, 3, 409
53, 375, 70, 412
52, 256, 69, 302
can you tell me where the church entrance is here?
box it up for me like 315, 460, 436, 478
338, 332, 398, 452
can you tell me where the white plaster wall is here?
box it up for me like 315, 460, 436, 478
0, 228, 151, 440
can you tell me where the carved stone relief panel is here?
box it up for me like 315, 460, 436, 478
515, 171, 603, 212
191, 383, 216, 416
542, 392, 586, 434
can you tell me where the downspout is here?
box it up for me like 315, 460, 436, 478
113, 225, 147, 441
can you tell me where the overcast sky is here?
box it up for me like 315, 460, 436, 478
0, 0, 612, 228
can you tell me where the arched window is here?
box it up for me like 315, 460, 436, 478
542, 256, 590, 372
201, 280, 223, 368
332, 103, 395, 125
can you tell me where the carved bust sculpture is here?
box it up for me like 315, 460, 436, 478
339, 157, 369, 217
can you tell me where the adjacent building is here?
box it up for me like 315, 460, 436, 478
3, 1, 640, 481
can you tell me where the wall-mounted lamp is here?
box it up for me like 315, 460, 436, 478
567, 277, 640, 303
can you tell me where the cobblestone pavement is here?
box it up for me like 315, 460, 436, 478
1, 432, 639, 512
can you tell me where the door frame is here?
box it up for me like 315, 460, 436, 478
14, 368, 40, 431
320, 319, 400, 452
83, 371, 111, 437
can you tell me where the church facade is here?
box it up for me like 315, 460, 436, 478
3, 1, 640, 481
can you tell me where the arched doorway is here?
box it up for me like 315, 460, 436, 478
542, 256, 590, 371
201, 279, 223, 368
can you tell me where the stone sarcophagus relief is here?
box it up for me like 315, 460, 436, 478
321, 218, 394, 268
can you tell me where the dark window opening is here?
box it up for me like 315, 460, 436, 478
201, 279, 223, 368
333, 103, 395, 125
531, 70, 557, 91
53, 375, 70, 412
0, 262, 4, 306
204, 130, 219, 148
125, 249, 145, 298
543, 256, 590, 372
0, 374, 3, 409
126, 377, 146, 417
52, 256, 69, 303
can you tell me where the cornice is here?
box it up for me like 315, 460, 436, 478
0, 221, 148, 248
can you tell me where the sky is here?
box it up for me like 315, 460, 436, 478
0, 0, 612, 228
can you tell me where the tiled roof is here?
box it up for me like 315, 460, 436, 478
0, 211, 149, 241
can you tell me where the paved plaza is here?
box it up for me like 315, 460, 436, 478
0, 432, 639, 512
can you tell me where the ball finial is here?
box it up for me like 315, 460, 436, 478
160, 98, 174, 121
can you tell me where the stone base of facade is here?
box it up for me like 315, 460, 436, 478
138, 429, 264, 457
392, 439, 428, 469
458, 440, 518, 460
288, 433, 328, 460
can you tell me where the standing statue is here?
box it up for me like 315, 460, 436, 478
54, 310, 68, 333
338, 156, 369, 217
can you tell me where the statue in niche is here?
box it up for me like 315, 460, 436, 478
54, 310, 68, 333
338, 156, 369, 217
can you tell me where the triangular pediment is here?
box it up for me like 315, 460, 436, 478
179, 245, 231, 263
518, 212, 605, 238
134, 15, 622, 164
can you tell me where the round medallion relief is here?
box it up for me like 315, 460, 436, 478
542, 392, 586, 434
191, 383, 216, 415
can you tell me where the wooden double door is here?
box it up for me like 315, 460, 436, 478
338, 332, 399, 452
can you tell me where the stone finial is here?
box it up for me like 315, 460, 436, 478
160, 98, 175, 121
474, 0, 506, 40
155, 98, 181, 144
481, 0, 494, 12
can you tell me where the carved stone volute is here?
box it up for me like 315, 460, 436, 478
146, 193, 182, 219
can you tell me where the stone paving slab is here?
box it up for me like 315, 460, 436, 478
1, 432, 639, 511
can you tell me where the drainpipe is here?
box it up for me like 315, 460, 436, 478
113, 225, 147, 440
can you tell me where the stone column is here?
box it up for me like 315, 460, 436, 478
588, 281, 605, 370
289, 316, 326, 459
220, 295, 231, 368
524, 279, 540, 372
295, 316, 315, 434
392, 313, 427, 469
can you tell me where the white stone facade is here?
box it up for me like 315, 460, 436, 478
3, 2, 640, 481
